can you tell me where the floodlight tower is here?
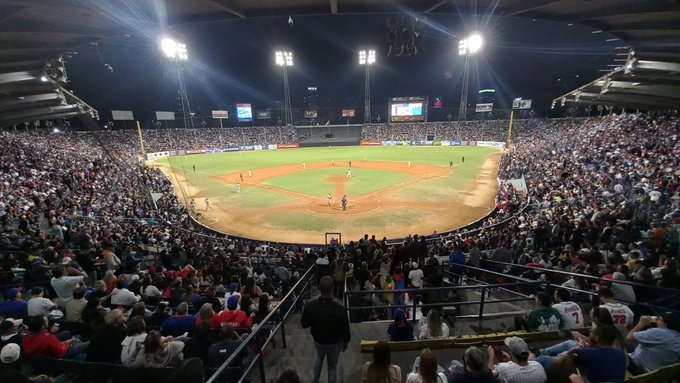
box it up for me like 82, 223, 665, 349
161, 38, 193, 130
359, 49, 376, 123
457, 34, 483, 123
275, 51, 294, 126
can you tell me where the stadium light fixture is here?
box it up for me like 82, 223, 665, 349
359, 49, 376, 65
160, 38, 188, 61
40, 75, 48, 82
275, 51, 293, 66
458, 33, 483, 56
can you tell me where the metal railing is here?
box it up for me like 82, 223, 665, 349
474, 259, 680, 314
343, 281, 541, 321
206, 263, 317, 383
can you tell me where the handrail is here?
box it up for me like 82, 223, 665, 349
449, 263, 680, 315
206, 263, 316, 383
480, 258, 680, 293
344, 281, 540, 321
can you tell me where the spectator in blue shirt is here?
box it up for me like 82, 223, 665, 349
570, 324, 627, 383
387, 309, 414, 342
0, 288, 27, 318
161, 302, 195, 337
448, 246, 466, 285
627, 312, 680, 374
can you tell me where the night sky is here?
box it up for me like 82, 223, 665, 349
65, 13, 620, 123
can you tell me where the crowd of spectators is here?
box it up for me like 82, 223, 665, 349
0, 113, 679, 382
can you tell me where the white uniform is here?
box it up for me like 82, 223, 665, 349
407, 160, 412, 168
602, 302, 635, 333
346, 169, 352, 178
303, 162, 306, 169
236, 183, 241, 193
552, 301, 584, 329
248, 170, 252, 177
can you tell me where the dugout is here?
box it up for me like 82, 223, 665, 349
295, 124, 363, 147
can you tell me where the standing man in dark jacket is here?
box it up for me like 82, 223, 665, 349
301, 276, 351, 383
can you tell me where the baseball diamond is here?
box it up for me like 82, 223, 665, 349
151, 146, 502, 244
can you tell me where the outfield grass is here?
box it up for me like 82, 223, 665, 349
161, 146, 498, 199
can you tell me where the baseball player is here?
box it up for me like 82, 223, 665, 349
303, 162, 307, 170
341, 195, 347, 211
240, 173, 244, 182
327, 193, 332, 207
236, 183, 241, 193
248, 169, 252, 177
346, 168, 352, 179
189, 199, 197, 215
408, 160, 412, 168
205, 198, 211, 211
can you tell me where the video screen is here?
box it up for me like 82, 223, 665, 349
236, 103, 253, 121
389, 97, 427, 122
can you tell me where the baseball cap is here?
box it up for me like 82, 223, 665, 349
61, 257, 72, 265
0, 343, 20, 363
6, 288, 20, 299
227, 295, 240, 310
504, 336, 530, 357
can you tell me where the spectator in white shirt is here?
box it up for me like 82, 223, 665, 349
418, 310, 449, 340
488, 337, 547, 383
111, 279, 141, 307
552, 289, 584, 330
610, 272, 636, 305
26, 287, 57, 317
598, 287, 634, 335
50, 265, 84, 307
408, 262, 424, 288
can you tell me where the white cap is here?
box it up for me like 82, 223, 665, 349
1, 343, 20, 363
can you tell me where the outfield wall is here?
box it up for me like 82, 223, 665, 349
361, 139, 506, 148
295, 124, 363, 146
144, 139, 507, 161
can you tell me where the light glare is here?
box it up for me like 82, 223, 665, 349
161, 38, 188, 60
276, 51, 293, 66
458, 33, 483, 55
359, 49, 376, 65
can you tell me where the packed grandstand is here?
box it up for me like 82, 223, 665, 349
0, 113, 679, 382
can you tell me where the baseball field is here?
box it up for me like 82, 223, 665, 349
151, 146, 503, 244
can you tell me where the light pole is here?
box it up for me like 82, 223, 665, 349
359, 49, 376, 124
161, 38, 194, 130
275, 51, 294, 127
458, 34, 483, 123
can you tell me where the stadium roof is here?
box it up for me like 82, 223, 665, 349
0, 0, 678, 124
552, 50, 680, 112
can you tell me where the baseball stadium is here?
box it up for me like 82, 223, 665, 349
1, 2, 680, 383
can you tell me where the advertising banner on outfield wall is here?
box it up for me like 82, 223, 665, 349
433, 140, 441, 146
441, 141, 450, 146
450, 141, 461, 146
460, 141, 468, 146
425, 141, 434, 145
278, 143, 300, 149
177, 150, 186, 156
469, 141, 477, 146
268, 144, 278, 150
477, 141, 506, 148
224, 147, 240, 152
361, 141, 382, 146
382, 141, 396, 146
239, 145, 255, 151
253, 145, 263, 151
